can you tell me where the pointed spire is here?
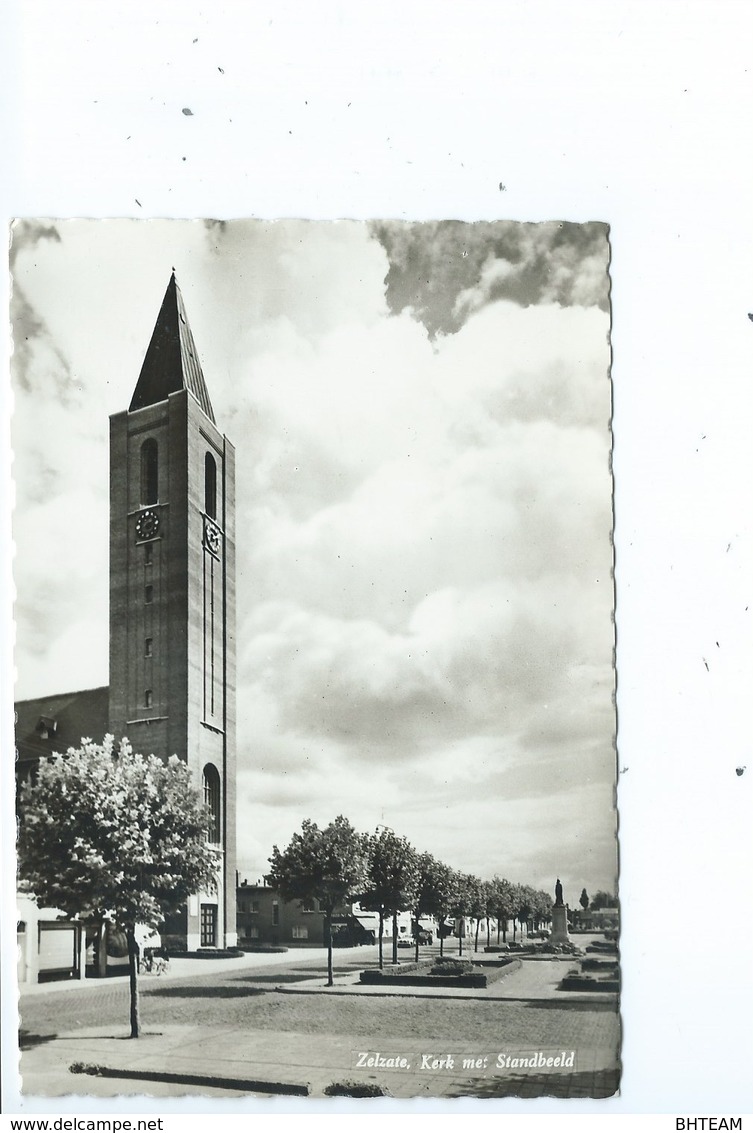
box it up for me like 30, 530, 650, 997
129, 273, 215, 422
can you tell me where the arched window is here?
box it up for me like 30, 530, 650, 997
140, 439, 159, 505
202, 763, 221, 844
204, 452, 217, 519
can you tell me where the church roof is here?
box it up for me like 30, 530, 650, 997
15, 686, 110, 773
129, 273, 216, 422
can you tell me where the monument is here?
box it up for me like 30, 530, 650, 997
550, 877, 570, 944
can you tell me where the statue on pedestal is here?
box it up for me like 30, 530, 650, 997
555, 878, 564, 907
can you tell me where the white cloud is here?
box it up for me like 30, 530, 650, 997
11, 219, 616, 901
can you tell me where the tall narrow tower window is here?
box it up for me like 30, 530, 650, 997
202, 764, 221, 844
205, 452, 217, 519
140, 439, 159, 505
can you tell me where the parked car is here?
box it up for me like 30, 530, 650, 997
397, 928, 434, 948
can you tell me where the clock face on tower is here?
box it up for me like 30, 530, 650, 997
204, 518, 222, 556
135, 508, 160, 540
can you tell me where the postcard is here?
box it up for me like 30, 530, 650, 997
12, 218, 618, 1101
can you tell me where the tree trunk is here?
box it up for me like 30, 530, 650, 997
502, 917, 507, 943
458, 920, 463, 956
97, 922, 108, 978
497, 915, 501, 945
325, 912, 334, 987
126, 926, 140, 1039
414, 911, 420, 965
486, 918, 491, 948
439, 916, 444, 957
378, 908, 384, 970
391, 910, 398, 965
475, 918, 480, 952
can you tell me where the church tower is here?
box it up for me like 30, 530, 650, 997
108, 273, 237, 950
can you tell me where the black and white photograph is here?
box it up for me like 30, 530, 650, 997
4, 1, 753, 1121
11, 218, 618, 1100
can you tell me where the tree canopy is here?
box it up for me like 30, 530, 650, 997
17, 736, 220, 1036
268, 815, 369, 985
590, 889, 617, 909
18, 736, 219, 929
361, 828, 421, 966
415, 855, 459, 956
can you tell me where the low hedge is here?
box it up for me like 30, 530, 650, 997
174, 948, 245, 960
581, 957, 618, 971
360, 969, 487, 988
559, 973, 620, 993
238, 945, 289, 954
430, 957, 475, 976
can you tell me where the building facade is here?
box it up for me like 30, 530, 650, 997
108, 273, 237, 950
236, 883, 378, 949
16, 273, 238, 974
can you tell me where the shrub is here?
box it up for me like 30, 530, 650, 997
430, 958, 475, 976
70, 1063, 103, 1077
324, 1080, 392, 1097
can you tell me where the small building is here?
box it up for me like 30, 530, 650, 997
16, 692, 110, 984
588, 906, 620, 930
236, 882, 376, 948
571, 905, 620, 932
17, 896, 85, 986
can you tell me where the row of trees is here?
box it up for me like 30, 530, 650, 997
17, 737, 581, 1028
268, 817, 555, 987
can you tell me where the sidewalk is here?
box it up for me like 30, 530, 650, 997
20, 1019, 618, 1101
19, 946, 340, 996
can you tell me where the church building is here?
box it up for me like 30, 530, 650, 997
16, 274, 238, 978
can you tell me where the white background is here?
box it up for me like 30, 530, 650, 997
2, 0, 752, 1118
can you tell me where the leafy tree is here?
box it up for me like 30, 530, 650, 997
17, 736, 219, 1038
360, 828, 420, 967
417, 858, 459, 957
533, 888, 553, 930
450, 874, 480, 956
488, 876, 514, 944
410, 851, 437, 963
507, 883, 524, 941
465, 875, 487, 952
268, 816, 368, 986
483, 882, 497, 948
579, 888, 590, 911
590, 889, 617, 910
515, 885, 534, 942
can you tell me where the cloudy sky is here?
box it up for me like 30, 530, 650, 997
11, 218, 616, 900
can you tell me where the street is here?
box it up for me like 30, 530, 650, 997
18, 943, 621, 1099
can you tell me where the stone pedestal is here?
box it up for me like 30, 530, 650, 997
550, 904, 570, 944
